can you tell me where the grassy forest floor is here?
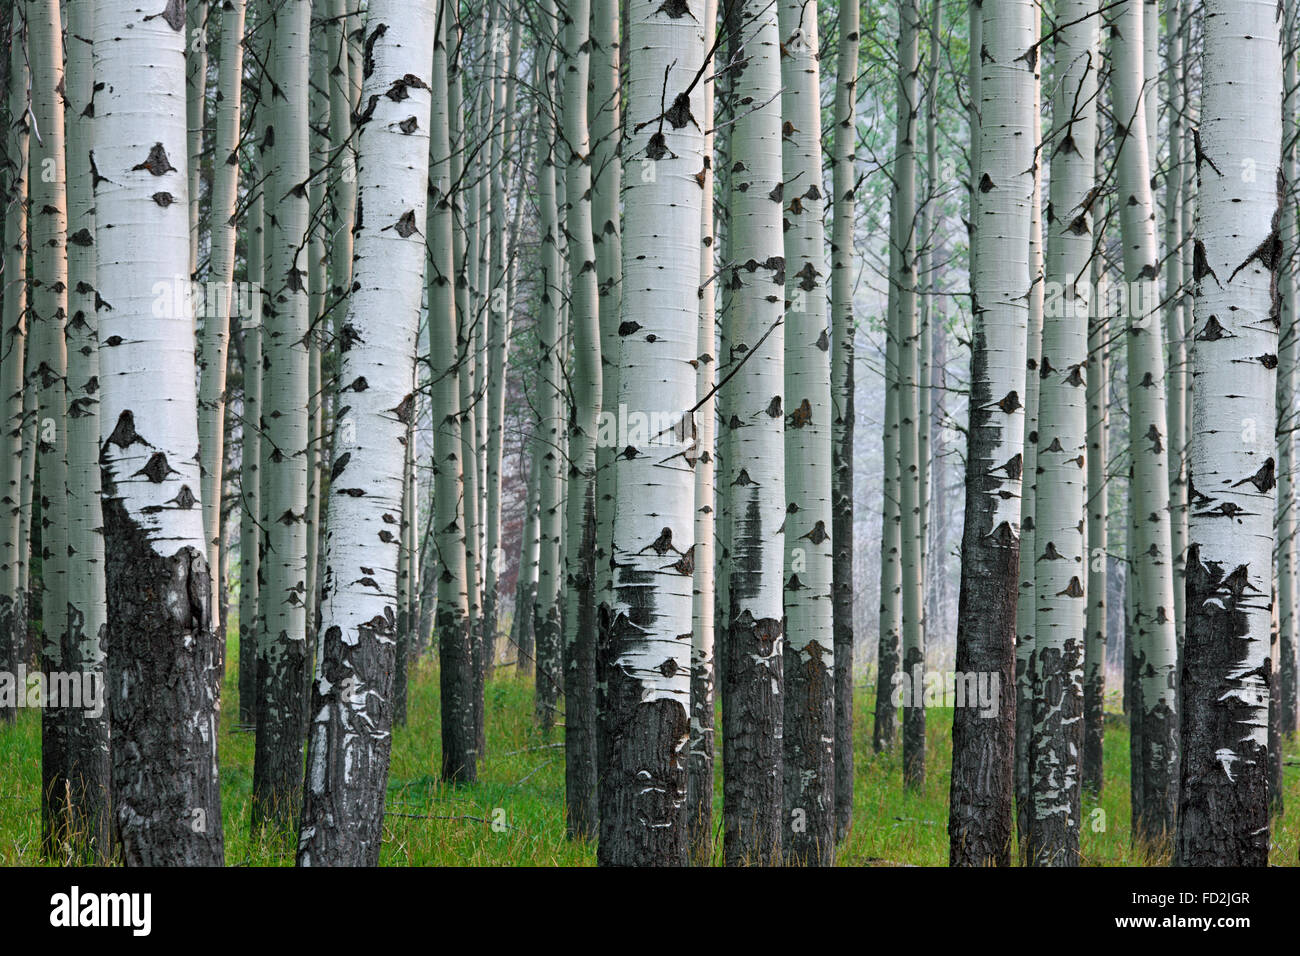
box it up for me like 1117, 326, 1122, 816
2, 619, 1298, 865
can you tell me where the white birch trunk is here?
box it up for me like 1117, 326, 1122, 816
1175, 0, 1282, 867
94, 0, 224, 866
297, 0, 434, 866
602, 0, 705, 868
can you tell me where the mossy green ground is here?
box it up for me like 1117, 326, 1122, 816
2, 624, 1298, 865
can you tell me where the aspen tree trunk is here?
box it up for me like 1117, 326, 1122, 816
894, 0, 926, 793
428, 0, 475, 783
297, 0, 434, 866
948, 0, 1034, 868
1280, 4, 1300, 738
1165, 0, 1189, 647
600, 0, 705, 868
829, 0, 859, 843
394, 421, 413, 728
1028, 0, 1100, 866
252, 0, 312, 833
560, 0, 602, 842
1083, 236, 1109, 794
304, 19, 329, 674
532, 29, 564, 734
328, 0, 357, 309
200, 0, 247, 624
686, 0, 718, 866
94, 0, 224, 866
778, 0, 835, 861
186, 0, 208, 278
874, 261, 902, 756
483, 3, 521, 682
920, 0, 942, 644
1175, 0, 1281, 868
239, 182, 264, 728
591, 0, 622, 826
722, 0, 786, 867
1110, 0, 1180, 845
1014, 9, 1044, 847
28, 0, 72, 857
515, 444, 541, 675
0, 6, 27, 726
61, 0, 111, 863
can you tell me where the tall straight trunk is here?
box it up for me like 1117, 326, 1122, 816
61, 0, 111, 863
948, 0, 1034, 868
874, 260, 902, 756
591, 0, 623, 831
1164, 0, 1189, 650
251, 0, 312, 834
1028, 0, 1100, 867
1014, 8, 1044, 848
94, 0, 224, 866
600, 0, 705, 868
296, 0, 434, 866
186, 0, 209, 278
686, 0, 718, 866
829, 0, 859, 844
1280, 3, 1300, 738
722, 0, 786, 868
428, 0, 475, 784
895, 0, 926, 793
1083, 230, 1109, 794
304, 18, 329, 681
514, 442, 541, 675
532, 31, 564, 734
0, 6, 28, 726
482, 3, 522, 686
1175, 0, 1281, 868
1110, 0, 1179, 845
200, 0, 247, 626
28, 0, 72, 858
561, 0, 602, 843
239, 208, 264, 727
779, 0, 835, 862
919, 0, 942, 651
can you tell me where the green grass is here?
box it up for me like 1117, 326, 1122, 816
3, 626, 1298, 865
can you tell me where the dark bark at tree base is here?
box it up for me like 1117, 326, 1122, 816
534, 602, 562, 733
1015, 639, 1033, 857
783, 642, 834, 865
686, 632, 714, 866
62, 607, 111, 863
0, 596, 20, 723
903, 645, 926, 790
873, 630, 899, 753
832, 371, 854, 840
439, 610, 476, 783
948, 334, 1017, 868
238, 604, 257, 727
297, 620, 397, 867
1176, 546, 1270, 866
598, 650, 689, 867
251, 630, 308, 833
723, 609, 783, 867
1082, 662, 1104, 795
564, 492, 598, 841
102, 496, 223, 867
1027, 640, 1083, 867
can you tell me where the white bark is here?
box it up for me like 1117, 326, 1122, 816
297, 0, 435, 866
